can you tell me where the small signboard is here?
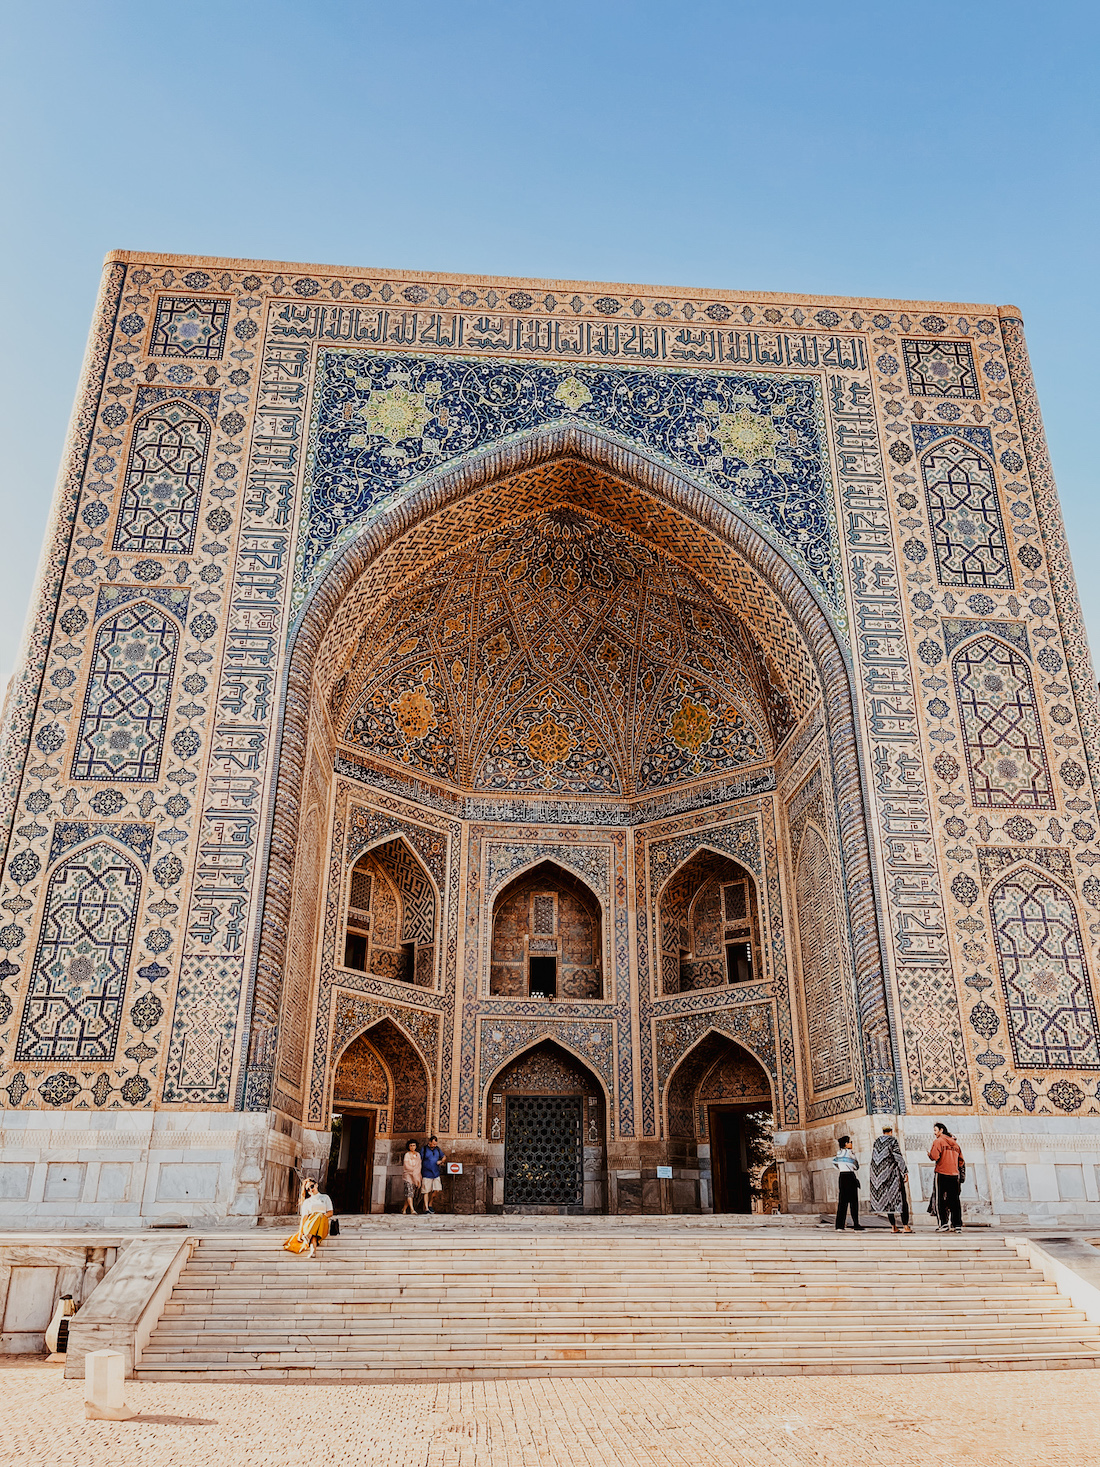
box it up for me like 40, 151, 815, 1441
447, 1162, 463, 1175
656, 1166, 673, 1179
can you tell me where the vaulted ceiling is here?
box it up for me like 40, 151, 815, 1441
334, 508, 798, 797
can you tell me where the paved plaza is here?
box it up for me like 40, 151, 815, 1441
3, 1356, 1099, 1467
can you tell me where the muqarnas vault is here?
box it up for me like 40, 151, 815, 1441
1, 252, 1099, 1227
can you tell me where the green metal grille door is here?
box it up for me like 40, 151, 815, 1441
503, 1096, 583, 1207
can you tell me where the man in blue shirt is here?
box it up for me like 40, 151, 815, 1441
420, 1134, 447, 1214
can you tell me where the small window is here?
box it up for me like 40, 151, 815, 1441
726, 941, 752, 984
344, 933, 367, 971
529, 956, 557, 998
532, 892, 556, 935
723, 882, 748, 923
401, 942, 415, 984
350, 868, 372, 912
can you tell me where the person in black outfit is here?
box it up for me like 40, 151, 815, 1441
833, 1135, 865, 1230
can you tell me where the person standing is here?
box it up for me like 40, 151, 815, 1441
833, 1135, 865, 1231
420, 1134, 447, 1214
401, 1138, 422, 1216
928, 1122, 964, 1233
869, 1126, 911, 1232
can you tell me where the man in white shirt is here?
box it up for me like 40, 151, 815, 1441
833, 1135, 865, 1231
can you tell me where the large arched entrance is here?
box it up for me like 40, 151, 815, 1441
255, 428, 893, 1214
327, 1016, 430, 1213
665, 1032, 775, 1214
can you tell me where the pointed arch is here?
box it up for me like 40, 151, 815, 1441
114, 395, 213, 555
481, 1034, 611, 1131
330, 1015, 431, 1133
343, 834, 439, 988
989, 864, 1100, 1070
952, 632, 1053, 809
248, 429, 894, 1118
71, 598, 181, 783
663, 1027, 775, 1140
655, 845, 760, 996
16, 840, 142, 1062
919, 434, 1012, 588
331, 1027, 392, 1108
489, 858, 604, 1000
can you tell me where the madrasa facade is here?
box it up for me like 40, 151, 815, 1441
2, 251, 1099, 1229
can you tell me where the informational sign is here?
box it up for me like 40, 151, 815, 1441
656, 1166, 673, 1179
447, 1162, 463, 1175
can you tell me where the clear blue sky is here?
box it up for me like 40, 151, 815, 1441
1, 1, 1097, 688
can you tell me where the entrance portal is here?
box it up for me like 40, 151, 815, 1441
504, 1096, 583, 1208
665, 1031, 774, 1213
328, 1112, 375, 1213
489, 1040, 606, 1213
708, 1107, 755, 1214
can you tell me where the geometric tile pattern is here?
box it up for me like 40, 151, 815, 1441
902, 337, 980, 398
918, 434, 1012, 588
793, 823, 852, 1094
953, 634, 1054, 809
368, 838, 436, 946
115, 395, 214, 555
161, 953, 242, 1103
15, 841, 141, 1061
990, 867, 1100, 1069
71, 600, 180, 783
148, 295, 230, 359
1001, 315, 1100, 808
3, 249, 1100, 1141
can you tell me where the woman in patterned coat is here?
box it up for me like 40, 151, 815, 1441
869, 1127, 911, 1231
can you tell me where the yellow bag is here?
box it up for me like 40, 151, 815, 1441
283, 1232, 307, 1254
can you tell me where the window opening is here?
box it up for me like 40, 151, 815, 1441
723, 882, 748, 923
532, 892, 556, 935
726, 941, 753, 984
529, 956, 557, 998
344, 933, 367, 971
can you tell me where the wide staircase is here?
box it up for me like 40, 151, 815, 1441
137, 1219, 1100, 1380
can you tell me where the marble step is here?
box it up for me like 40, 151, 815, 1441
137, 1343, 1100, 1373
150, 1327, 1093, 1351
158, 1304, 1078, 1324
136, 1354, 1100, 1381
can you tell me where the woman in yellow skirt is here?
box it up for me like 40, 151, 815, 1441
284, 1178, 333, 1257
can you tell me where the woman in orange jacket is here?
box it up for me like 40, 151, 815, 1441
928, 1123, 964, 1233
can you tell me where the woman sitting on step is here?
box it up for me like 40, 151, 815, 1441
284, 1179, 334, 1257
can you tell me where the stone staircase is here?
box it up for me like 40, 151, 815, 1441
136, 1220, 1100, 1380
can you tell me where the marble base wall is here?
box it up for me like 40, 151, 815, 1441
0, 1110, 273, 1228
775, 1113, 1100, 1225
7, 1107, 1100, 1227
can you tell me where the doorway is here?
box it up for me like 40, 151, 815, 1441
327, 1111, 376, 1213
708, 1106, 755, 1213
504, 1095, 583, 1208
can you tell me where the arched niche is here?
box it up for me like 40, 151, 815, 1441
485, 1038, 607, 1213
657, 848, 761, 995
331, 1015, 430, 1136
664, 1030, 775, 1214
489, 860, 603, 1000
342, 836, 438, 989
327, 1016, 432, 1214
